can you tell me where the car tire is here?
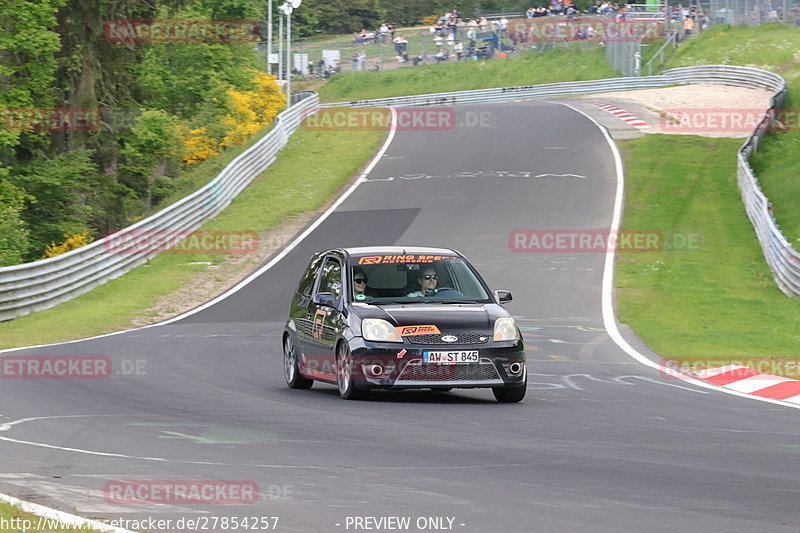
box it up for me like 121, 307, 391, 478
284, 334, 313, 389
492, 382, 526, 403
336, 343, 368, 400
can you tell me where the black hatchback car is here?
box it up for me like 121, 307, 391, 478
282, 246, 527, 402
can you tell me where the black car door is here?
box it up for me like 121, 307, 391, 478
304, 255, 346, 380
292, 254, 324, 362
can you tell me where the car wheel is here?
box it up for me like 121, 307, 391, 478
336, 343, 368, 400
492, 381, 526, 403
284, 334, 313, 389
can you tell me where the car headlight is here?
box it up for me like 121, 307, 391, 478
362, 319, 402, 343
493, 317, 519, 342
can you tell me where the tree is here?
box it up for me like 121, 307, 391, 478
0, 0, 66, 162
303, 0, 387, 34
119, 110, 182, 209
0, 170, 29, 266
11, 150, 99, 259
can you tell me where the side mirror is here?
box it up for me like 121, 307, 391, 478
495, 290, 513, 304
312, 292, 337, 308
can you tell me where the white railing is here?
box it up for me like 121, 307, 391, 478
2, 65, 793, 321
0, 94, 319, 321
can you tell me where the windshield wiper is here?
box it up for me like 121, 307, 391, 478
423, 300, 477, 304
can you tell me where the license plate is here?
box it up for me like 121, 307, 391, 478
423, 350, 479, 364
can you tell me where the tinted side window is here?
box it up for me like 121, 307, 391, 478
317, 258, 342, 300
297, 255, 325, 297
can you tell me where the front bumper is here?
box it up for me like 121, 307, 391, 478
348, 337, 526, 390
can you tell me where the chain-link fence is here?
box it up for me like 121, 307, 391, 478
709, 0, 799, 24
606, 40, 643, 76
259, 23, 522, 78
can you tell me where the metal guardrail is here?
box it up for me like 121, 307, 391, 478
737, 77, 800, 297
1, 65, 793, 321
0, 94, 319, 321
325, 65, 783, 108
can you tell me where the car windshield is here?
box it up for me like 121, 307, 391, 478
348, 254, 492, 303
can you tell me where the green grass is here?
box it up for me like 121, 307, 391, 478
750, 130, 800, 243
665, 23, 800, 76
317, 46, 618, 102
616, 135, 800, 375
664, 24, 800, 247
0, 118, 388, 349
0, 501, 106, 533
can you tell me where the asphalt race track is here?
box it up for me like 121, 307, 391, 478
1, 102, 799, 533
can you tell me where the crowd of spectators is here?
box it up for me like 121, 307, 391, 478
351, 23, 396, 46
330, 4, 716, 74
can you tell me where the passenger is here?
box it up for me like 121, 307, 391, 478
407, 266, 438, 297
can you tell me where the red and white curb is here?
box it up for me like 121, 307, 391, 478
590, 102, 650, 129
690, 365, 800, 403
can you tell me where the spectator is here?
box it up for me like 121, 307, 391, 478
454, 41, 464, 60
683, 15, 694, 37
357, 50, 366, 70
393, 35, 408, 55
432, 48, 449, 62
499, 16, 509, 36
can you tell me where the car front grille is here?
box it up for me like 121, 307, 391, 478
396, 360, 500, 382
406, 333, 489, 345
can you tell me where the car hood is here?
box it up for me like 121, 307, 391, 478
352, 303, 508, 332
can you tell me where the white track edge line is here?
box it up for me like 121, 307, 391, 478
0, 491, 136, 533
0, 108, 399, 354
558, 102, 800, 411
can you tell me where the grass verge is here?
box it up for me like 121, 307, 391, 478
616, 134, 800, 377
317, 46, 617, 102
0, 501, 106, 533
0, 117, 389, 349
665, 23, 800, 246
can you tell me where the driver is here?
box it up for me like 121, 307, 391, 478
407, 265, 438, 297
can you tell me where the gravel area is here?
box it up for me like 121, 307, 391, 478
591, 83, 776, 137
